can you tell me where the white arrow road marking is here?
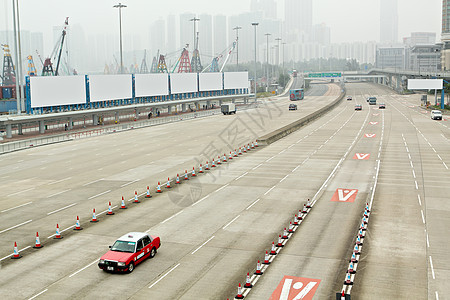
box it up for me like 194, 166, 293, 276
337, 189, 357, 202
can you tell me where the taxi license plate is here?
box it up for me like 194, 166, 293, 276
107, 266, 114, 271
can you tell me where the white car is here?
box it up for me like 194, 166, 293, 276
431, 110, 442, 120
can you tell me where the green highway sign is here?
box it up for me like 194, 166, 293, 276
308, 72, 342, 78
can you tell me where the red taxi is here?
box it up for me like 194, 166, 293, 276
98, 232, 161, 273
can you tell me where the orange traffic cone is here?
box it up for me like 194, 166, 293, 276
205, 162, 210, 170
238, 148, 242, 155
229, 152, 233, 160
11, 242, 21, 259
254, 260, 263, 275
217, 156, 221, 165
251, 142, 255, 149
146, 186, 151, 198
344, 272, 353, 285
263, 250, 270, 264
107, 201, 114, 215
211, 159, 216, 167
120, 197, 127, 209
54, 223, 63, 238
223, 154, 227, 162
90, 209, 98, 223
243, 146, 247, 153
234, 150, 238, 157
199, 164, 203, 173
255, 141, 259, 147
192, 167, 196, 176
293, 214, 299, 225
33, 232, 43, 248
348, 262, 356, 274
270, 242, 277, 255
276, 235, 284, 247
282, 228, 288, 239
306, 198, 311, 208
184, 170, 189, 180
176, 174, 180, 184
156, 182, 162, 193
235, 283, 244, 299
74, 215, 83, 230
244, 272, 253, 288
166, 178, 171, 188
134, 191, 140, 203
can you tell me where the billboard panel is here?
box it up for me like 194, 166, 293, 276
30, 76, 86, 108
135, 74, 169, 97
224, 72, 248, 89
199, 73, 223, 91
408, 79, 443, 90
170, 73, 198, 94
89, 74, 132, 102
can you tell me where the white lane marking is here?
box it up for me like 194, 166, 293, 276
82, 178, 104, 186
430, 256, 436, 279
88, 190, 111, 200
266, 156, 275, 162
28, 289, 48, 300
406, 147, 409, 153
191, 195, 209, 207
436, 291, 439, 300
47, 203, 77, 215
1, 201, 32, 213
444, 162, 449, 170
279, 149, 286, 154
222, 215, 240, 230
291, 165, 301, 173
0, 219, 33, 234
161, 210, 184, 224
120, 179, 140, 187
7, 188, 35, 197
421, 210, 426, 224
46, 189, 71, 198
427, 233, 430, 248
148, 263, 180, 289
252, 163, 263, 170
69, 259, 98, 278
279, 175, 289, 183
418, 194, 422, 206
415, 181, 419, 190
246, 199, 260, 210
437, 154, 442, 161
412, 170, 416, 179
48, 177, 72, 185
410, 161, 414, 169
0, 245, 31, 262
191, 236, 215, 254
264, 186, 276, 196
215, 184, 229, 193
235, 172, 249, 181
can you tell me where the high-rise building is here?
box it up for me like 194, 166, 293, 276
380, 0, 398, 43
199, 14, 213, 59
313, 23, 331, 46
214, 15, 227, 55
150, 19, 166, 55
180, 13, 195, 51
166, 15, 177, 54
251, 0, 277, 19
285, 0, 312, 43
403, 32, 436, 45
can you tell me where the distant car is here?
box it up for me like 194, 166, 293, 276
379, 103, 386, 109
289, 104, 298, 111
368, 97, 377, 105
347, 96, 352, 101
98, 232, 161, 273
355, 104, 362, 111
431, 110, 442, 120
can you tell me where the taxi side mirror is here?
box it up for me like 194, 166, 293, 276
109, 246, 111, 249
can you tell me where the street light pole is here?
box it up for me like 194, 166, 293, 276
265, 33, 271, 92
113, 3, 127, 74
190, 17, 200, 50
252, 23, 259, 102
233, 26, 242, 69
282, 42, 286, 75
11, 0, 21, 114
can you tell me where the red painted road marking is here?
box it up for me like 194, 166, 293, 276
364, 134, 376, 138
373, 113, 379, 116
270, 276, 321, 300
369, 122, 378, 125
353, 153, 370, 160
409, 105, 415, 108
331, 188, 358, 203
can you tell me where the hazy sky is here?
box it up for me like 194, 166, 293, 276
0, 0, 442, 47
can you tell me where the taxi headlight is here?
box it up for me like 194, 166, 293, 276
117, 262, 126, 267
99, 259, 105, 264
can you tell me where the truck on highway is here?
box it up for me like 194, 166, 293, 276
292, 70, 298, 77
221, 103, 236, 115
289, 89, 304, 101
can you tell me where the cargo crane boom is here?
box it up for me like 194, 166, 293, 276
55, 17, 69, 76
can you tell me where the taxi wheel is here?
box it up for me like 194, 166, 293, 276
150, 247, 157, 258
128, 262, 135, 273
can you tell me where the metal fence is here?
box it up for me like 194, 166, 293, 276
0, 102, 258, 155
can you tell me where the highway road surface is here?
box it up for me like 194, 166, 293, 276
0, 82, 447, 300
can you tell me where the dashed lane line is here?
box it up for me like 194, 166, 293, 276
148, 263, 181, 289
191, 236, 215, 255
0, 219, 33, 234
222, 215, 240, 230
47, 203, 77, 215
1, 201, 33, 213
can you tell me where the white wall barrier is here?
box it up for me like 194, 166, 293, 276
224, 72, 249, 89
135, 73, 169, 97
199, 73, 223, 91
170, 73, 198, 94
89, 74, 133, 102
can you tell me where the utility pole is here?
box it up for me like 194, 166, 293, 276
275, 37, 281, 79
113, 3, 127, 74
190, 17, 200, 50
12, 0, 21, 114
265, 33, 271, 92
252, 23, 259, 102
233, 26, 242, 69
282, 42, 286, 75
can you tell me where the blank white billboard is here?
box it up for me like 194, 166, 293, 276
135, 74, 169, 97
30, 76, 86, 108
89, 74, 132, 102
224, 72, 249, 89
408, 79, 443, 90
199, 73, 223, 91
170, 73, 198, 94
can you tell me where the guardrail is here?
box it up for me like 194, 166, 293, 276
0, 102, 258, 155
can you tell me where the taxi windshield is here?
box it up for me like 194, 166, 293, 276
111, 240, 136, 253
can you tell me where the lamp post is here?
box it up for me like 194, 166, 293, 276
233, 26, 242, 69
113, 3, 127, 74
265, 33, 271, 92
282, 42, 286, 76
252, 23, 259, 102
190, 17, 200, 50
435, 48, 441, 105
12, 0, 21, 114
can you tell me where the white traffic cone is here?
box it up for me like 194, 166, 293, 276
106, 201, 114, 215
33, 232, 43, 249
146, 186, 151, 198
54, 223, 63, 238
244, 272, 253, 288
11, 242, 21, 259
270, 242, 277, 255
263, 251, 270, 265
74, 215, 83, 230
134, 191, 140, 203
120, 197, 127, 209
166, 178, 171, 188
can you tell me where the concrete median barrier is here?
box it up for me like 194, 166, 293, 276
257, 88, 346, 146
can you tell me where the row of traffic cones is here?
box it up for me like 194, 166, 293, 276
342, 203, 371, 290
234, 199, 312, 299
